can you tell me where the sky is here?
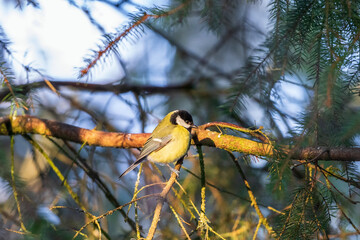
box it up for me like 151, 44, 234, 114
0, 0, 129, 81
0, 0, 174, 83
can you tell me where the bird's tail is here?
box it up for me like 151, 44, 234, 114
119, 158, 145, 178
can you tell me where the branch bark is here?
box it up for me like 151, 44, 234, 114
0, 115, 359, 161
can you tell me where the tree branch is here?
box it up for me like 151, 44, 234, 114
146, 159, 183, 240
0, 80, 194, 101
0, 115, 359, 161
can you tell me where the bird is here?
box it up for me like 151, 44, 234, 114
119, 110, 196, 178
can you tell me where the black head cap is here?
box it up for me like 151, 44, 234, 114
170, 110, 194, 127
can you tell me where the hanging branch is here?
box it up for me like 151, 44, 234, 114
228, 152, 275, 238
10, 136, 27, 233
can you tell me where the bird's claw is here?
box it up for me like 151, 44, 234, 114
167, 164, 180, 177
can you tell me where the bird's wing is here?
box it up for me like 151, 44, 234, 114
119, 134, 172, 178
137, 134, 172, 160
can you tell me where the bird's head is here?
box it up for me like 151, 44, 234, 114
170, 110, 196, 129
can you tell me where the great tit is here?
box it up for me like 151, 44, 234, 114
119, 110, 195, 178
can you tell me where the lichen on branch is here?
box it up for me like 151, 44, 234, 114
1, 115, 359, 162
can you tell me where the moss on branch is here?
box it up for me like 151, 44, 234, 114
0, 115, 359, 162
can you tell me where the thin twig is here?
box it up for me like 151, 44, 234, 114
196, 144, 208, 237
72, 193, 159, 239
10, 136, 27, 233
201, 122, 269, 143
0, 79, 194, 101
252, 219, 262, 240
291, 149, 329, 169
169, 205, 191, 240
24, 135, 104, 239
146, 159, 184, 240
58, 140, 140, 233
318, 166, 359, 204
228, 152, 276, 238
183, 167, 250, 201
333, 197, 360, 234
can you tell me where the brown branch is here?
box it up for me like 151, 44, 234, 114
0, 80, 194, 101
0, 115, 149, 148
146, 159, 183, 240
1, 115, 360, 161
296, 147, 360, 162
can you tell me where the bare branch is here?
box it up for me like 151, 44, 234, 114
146, 159, 183, 240
0, 80, 194, 101
0, 115, 360, 161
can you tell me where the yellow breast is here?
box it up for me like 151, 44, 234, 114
147, 126, 191, 164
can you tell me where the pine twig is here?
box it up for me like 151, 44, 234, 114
79, 1, 190, 77
0, 68, 20, 108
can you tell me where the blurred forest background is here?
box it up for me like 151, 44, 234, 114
0, 0, 360, 239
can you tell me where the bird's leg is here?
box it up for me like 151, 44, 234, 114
167, 164, 180, 177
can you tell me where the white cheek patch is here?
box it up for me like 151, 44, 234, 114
176, 116, 191, 128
